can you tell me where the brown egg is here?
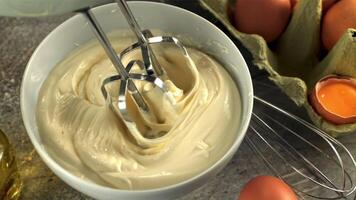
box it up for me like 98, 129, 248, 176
323, 0, 339, 12
290, 0, 297, 8
238, 176, 298, 200
322, 0, 356, 50
234, 0, 292, 42
291, 0, 338, 12
310, 76, 356, 125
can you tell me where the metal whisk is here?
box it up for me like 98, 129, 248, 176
81, 0, 188, 136
248, 81, 356, 199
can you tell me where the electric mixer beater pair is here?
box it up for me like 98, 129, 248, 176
82, 0, 187, 137
81, 1, 356, 199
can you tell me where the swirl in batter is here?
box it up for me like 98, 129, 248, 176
36, 32, 241, 189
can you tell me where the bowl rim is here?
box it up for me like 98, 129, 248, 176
20, 1, 253, 194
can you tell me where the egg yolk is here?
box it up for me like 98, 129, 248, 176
317, 81, 356, 118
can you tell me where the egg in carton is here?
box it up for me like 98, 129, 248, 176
200, 0, 356, 137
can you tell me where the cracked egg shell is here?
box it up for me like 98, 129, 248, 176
310, 76, 356, 125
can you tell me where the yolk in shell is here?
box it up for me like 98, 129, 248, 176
317, 81, 356, 118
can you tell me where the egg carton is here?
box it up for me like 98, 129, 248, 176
199, 0, 356, 137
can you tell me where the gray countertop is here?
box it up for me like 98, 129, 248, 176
1, 2, 356, 200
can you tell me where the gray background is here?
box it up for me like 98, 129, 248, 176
1, 0, 355, 199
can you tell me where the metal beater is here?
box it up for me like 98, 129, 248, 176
80, 1, 356, 199
82, 0, 188, 137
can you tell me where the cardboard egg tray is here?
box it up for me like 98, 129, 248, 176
200, 0, 356, 137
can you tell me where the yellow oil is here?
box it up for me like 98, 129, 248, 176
0, 129, 22, 200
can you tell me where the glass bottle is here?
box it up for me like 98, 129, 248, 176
0, 129, 22, 200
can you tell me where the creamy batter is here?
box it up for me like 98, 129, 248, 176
36, 32, 241, 189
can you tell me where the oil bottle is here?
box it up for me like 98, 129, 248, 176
0, 129, 22, 200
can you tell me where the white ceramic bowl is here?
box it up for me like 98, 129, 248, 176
21, 2, 253, 200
